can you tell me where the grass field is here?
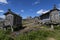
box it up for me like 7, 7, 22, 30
0, 26, 60, 40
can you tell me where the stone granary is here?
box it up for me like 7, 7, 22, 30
3, 9, 22, 32
39, 5, 60, 29
40, 5, 60, 25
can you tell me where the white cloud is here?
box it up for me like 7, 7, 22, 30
59, 8, 60, 10
0, 10, 5, 18
21, 10, 24, 13
34, 1, 40, 5
0, 10, 4, 13
32, 0, 40, 5
0, 0, 8, 4
58, 4, 60, 10
37, 9, 49, 15
0, 15, 5, 18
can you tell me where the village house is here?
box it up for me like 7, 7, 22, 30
3, 9, 22, 31
40, 5, 60, 25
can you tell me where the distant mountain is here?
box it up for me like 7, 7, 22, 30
0, 18, 4, 21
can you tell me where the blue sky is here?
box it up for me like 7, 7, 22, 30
0, 0, 60, 19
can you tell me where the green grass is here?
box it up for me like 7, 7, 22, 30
14, 30, 56, 40
0, 26, 60, 40
0, 29, 13, 40
14, 25, 60, 40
